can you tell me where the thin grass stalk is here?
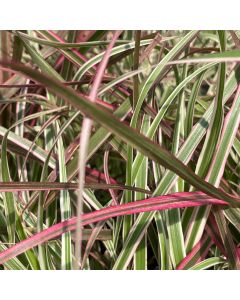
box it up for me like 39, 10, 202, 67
74, 30, 122, 269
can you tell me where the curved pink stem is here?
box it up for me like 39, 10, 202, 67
0, 191, 228, 265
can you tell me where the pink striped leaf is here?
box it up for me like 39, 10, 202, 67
0, 191, 229, 265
